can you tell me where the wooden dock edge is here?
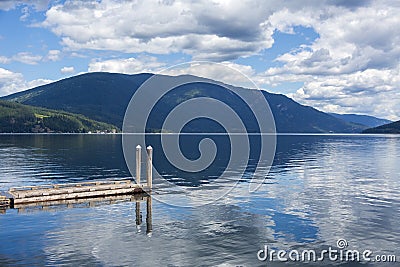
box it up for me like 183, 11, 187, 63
11, 186, 150, 205
13, 192, 150, 211
2, 180, 151, 207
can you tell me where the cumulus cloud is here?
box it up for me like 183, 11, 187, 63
268, 3, 400, 76
40, 0, 381, 61
0, 0, 50, 11
161, 61, 258, 89
0, 68, 25, 96
41, 0, 278, 60
287, 67, 400, 120
227, 0, 398, 120
88, 56, 165, 74
12, 52, 42, 65
2, 50, 60, 65
61, 66, 75, 74
89, 57, 259, 89
0, 68, 52, 96
26, 78, 54, 89
45, 50, 61, 61
20, 6, 30, 21
0, 1, 20, 11
0, 56, 11, 64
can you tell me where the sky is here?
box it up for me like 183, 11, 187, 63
0, 0, 399, 120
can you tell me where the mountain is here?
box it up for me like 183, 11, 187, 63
0, 100, 118, 133
363, 120, 400, 134
329, 113, 392, 128
2, 72, 365, 133
2, 72, 151, 128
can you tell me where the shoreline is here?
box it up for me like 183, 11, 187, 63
0, 132, 399, 137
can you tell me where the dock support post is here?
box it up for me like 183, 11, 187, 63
146, 146, 153, 189
136, 145, 142, 185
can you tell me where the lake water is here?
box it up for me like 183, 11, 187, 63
0, 134, 399, 266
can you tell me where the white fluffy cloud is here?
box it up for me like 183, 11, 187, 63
89, 57, 259, 89
42, 0, 277, 60
0, 68, 25, 96
260, 1, 400, 120
41, 0, 387, 61
0, 0, 50, 11
267, 3, 400, 76
61, 66, 75, 74
12, 52, 42, 65
0, 68, 53, 97
0, 56, 11, 64
287, 67, 400, 120
161, 61, 258, 89
88, 56, 165, 74
89, 56, 260, 88
0, 50, 61, 65
45, 50, 61, 61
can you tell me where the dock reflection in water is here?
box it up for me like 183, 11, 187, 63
8, 193, 153, 236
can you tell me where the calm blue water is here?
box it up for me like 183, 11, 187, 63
0, 134, 399, 266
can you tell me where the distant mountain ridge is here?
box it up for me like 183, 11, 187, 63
3, 72, 152, 128
2, 72, 366, 133
363, 120, 400, 134
329, 113, 392, 128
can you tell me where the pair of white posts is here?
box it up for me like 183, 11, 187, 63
135, 145, 153, 188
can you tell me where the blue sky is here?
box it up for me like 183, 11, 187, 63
0, 0, 399, 120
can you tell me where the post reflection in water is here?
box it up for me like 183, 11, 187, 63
135, 201, 142, 232
146, 196, 152, 236
135, 195, 153, 236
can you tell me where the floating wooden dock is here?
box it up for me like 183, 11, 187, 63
7, 179, 150, 205
0, 145, 153, 209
